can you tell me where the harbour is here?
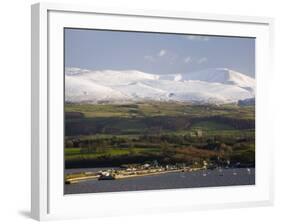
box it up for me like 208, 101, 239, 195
64, 168, 255, 194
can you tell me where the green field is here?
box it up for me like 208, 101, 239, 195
64, 102, 255, 168
65, 101, 254, 119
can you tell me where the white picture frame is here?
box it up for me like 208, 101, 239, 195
31, 2, 274, 221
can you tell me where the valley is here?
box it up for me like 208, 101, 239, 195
64, 102, 255, 169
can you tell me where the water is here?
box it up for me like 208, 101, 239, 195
64, 168, 255, 194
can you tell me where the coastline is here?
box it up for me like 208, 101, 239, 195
64, 168, 255, 194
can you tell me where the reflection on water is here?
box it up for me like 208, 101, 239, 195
64, 168, 255, 194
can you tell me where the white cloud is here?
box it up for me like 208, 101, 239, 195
184, 35, 209, 41
144, 55, 155, 62
183, 57, 191, 64
144, 49, 169, 62
158, 49, 167, 57
197, 57, 208, 64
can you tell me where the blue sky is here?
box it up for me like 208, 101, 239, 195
65, 28, 255, 77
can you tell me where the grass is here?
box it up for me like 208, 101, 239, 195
190, 120, 234, 131
64, 102, 255, 168
66, 129, 254, 140
65, 102, 255, 120
65, 148, 130, 160
65, 147, 161, 160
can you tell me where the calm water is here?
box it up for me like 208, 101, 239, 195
64, 168, 255, 194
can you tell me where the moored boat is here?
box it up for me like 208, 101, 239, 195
98, 172, 115, 180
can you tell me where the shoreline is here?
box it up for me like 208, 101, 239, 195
65, 166, 251, 184
65, 167, 207, 184
64, 168, 255, 194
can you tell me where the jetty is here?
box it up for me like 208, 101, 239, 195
65, 162, 207, 184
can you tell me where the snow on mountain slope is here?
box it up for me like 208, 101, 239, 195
65, 75, 130, 103
114, 81, 168, 101
141, 79, 253, 103
65, 67, 91, 76
158, 73, 183, 81
67, 69, 159, 86
182, 68, 255, 92
65, 67, 255, 104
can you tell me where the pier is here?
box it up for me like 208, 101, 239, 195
65, 164, 205, 184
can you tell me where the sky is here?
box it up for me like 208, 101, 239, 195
65, 28, 255, 77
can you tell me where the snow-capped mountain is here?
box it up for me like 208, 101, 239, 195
65, 67, 255, 104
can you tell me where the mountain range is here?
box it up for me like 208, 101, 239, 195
65, 67, 255, 104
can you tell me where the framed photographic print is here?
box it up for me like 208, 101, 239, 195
31, 2, 274, 221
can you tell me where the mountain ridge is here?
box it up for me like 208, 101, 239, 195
65, 67, 255, 104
